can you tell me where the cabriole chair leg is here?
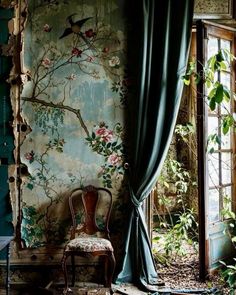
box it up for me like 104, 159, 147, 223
105, 252, 116, 288
62, 254, 72, 294
71, 255, 75, 287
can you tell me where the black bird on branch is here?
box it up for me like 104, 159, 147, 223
59, 14, 92, 40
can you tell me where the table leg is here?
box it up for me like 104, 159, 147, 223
6, 243, 10, 295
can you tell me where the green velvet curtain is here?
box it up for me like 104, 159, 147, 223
116, 0, 194, 291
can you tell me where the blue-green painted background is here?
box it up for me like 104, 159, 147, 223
19, 0, 127, 248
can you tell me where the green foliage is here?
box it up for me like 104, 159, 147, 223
21, 205, 45, 248
175, 122, 194, 143
111, 78, 130, 105
154, 209, 198, 259
153, 123, 198, 261
22, 203, 69, 247
34, 106, 65, 135
157, 123, 196, 208
219, 194, 236, 290
182, 49, 236, 138
221, 259, 236, 294
207, 133, 221, 154
182, 60, 199, 85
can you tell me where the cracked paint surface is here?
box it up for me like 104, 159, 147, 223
17, 0, 128, 249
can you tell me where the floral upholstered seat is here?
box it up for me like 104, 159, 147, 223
65, 237, 114, 252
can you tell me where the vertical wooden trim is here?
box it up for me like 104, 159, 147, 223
196, 20, 208, 281
231, 29, 236, 214
233, 0, 236, 19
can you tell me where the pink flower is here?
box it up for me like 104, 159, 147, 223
95, 127, 113, 142
108, 153, 121, 166
43, 24, 51, 32
86, 56, 94, 62
24, 151, 35, 163
72, 47, 82, 57
109, 56, 120, 67
103, 47, 109, 53
85, 29, 96, 38
42, 58, 51, 68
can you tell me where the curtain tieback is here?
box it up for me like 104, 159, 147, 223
130, 190, 141, 209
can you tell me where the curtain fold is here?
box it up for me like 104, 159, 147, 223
116, 0, 194, 291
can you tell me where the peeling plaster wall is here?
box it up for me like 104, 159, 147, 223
17, 0, 127, 253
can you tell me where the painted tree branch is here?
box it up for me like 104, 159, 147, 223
21, 96, 89, 137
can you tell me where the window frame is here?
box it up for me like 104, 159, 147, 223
197, 20, 236, 279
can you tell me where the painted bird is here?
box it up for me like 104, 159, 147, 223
59, 14, 92, 39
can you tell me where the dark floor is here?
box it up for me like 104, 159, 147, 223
0, 284, 111, 295
0, 283, 150, 295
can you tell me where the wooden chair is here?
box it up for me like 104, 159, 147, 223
61, 185, 116, 294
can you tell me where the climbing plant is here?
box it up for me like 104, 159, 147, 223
152, 123, 198, 261
183, 48, 236, 134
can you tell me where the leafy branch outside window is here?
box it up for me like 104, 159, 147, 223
183, 48, 236, 137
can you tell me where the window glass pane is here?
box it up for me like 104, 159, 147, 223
221, 72, 230, 89
220, 39, 231, 71
221, 131, 231, 149
221, 101, 231, 115
209, 188, 220, 223
225, 185, 232, 197
207, 117, 219, 151
222, 186, 232, 219
208, 116, 218, 135
220, 73, 231, 115
207, 105, 218, 115
208, 153, 219, 187
221, 152, 232, 185
221, 39, 230, 52
208, 37, 218, 58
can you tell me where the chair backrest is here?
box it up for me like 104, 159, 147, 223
69, 185, 112, 240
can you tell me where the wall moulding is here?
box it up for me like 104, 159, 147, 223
194, 0, 235, 19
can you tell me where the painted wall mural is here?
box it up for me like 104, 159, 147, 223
19, 0, 128, 248
194, 0, 234, 19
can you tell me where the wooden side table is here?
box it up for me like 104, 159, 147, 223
0, 236, 13, 295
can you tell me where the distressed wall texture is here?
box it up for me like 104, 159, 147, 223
195, 0, 231, 14
18, 0, 128, 250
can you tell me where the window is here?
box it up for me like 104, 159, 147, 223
206, 35, 235, 223
197, 21, 236, 275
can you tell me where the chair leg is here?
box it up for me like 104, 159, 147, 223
61, 253, 72, 294
71, 254, 75, 287
105, 252, 116, 288
104, 256, 108, 286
